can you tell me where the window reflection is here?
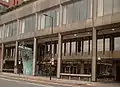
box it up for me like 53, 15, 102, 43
97, 39, 103, 51
115, 37, 120, 51
105, 38, 110, 51
103, 0, 112, 15
83, 40, 88, 52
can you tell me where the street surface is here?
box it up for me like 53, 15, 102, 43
0, 77, 68, 87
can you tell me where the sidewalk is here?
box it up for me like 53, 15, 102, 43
0, 72, 120, 87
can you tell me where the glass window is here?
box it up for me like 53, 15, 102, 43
105, 38, 110, 51
0, 26, 2, 38
66, 42, 70, 55
87, 0, 92, 19
63, 6, 67, 24
56, 11, 60, 26
97, 39, 103, 51
78, 41, 82, 52
66, 4, 73, 24
38, 14, 41, 30
71, 41, 76, 53
79, 0, 87, 20
73, 1, 80, 22
97, 0, 103, 17
41, 14, 45, 29
20, 19, 25, 34
90, 40, 92, 52
20, 15, 35, 34
5, 21, 17, 37
57, 44, 58, 54
113, 0, 120, 13
103, 0, 112, 15
52, 44, 54, 55
114, 37, 120, 51
83, 40, 88, 52
62, 43, 65, 54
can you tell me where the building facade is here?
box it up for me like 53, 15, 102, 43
0, 0, 120, 82
0, 0, 9, 12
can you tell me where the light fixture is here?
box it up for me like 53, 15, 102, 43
98, 57, 101, 61
74, 34, 77, 37
87, 32, 90, 34
112, 28, 115, 31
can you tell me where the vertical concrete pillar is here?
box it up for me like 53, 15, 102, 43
14, 41, 18, 74
0, 44, 4, 72
33, 37, 38, 76
92, 27, 97, 82
80, 62, 84, 74
57, 33, 62, 78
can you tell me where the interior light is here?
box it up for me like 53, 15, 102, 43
112, 29, 115, 31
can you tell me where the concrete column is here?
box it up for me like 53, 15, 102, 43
14, 41, 18, 74
0, 44, 4, 72
33, 37, 38, 76
57, 33, 62, 78
92, 27, 97, 82
80, 62, 84, 74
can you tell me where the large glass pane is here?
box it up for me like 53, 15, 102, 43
83, 40, 88, 52
97, 39, 103, 51
66, 4, 73, 24
73, 1, 80, 22
63, 6, 67, 24
105, 38, 110, 51
78, 41, 82, 53
21, 19, 25, 33
71, 41, 76, 53
113, 0, 120, 13
56, 11, 60, 26
90, 40, 92, 52
0, 26, 2, 38
45, 12, 51, 28
66, 42, 70, 55
38, 14, 41, 30
79, 0, 87, 20
114, 37, 120, 51
62, 43, 65, 54
97, 0, 103, 17
41, 15, 45, 29
87, 0, 92, 19
104, 0, 112, 15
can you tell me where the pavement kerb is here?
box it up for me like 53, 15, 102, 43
0, 73, 95, 87
0, 74, 74, 87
